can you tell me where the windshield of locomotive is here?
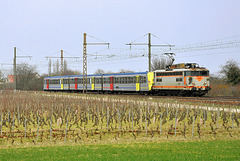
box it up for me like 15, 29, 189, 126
185, 71, 209, 76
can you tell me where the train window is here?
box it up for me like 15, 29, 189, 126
185, 71, 209, 76
184, 71, 191, 76
156, 78, 162, 82
63, 79, 69, 84
78, 78, 83, 84
133, 77, 136, 83
69, 79, 74, 84
104, 78, 110, 84
99, 78, 103, 84
114, 77, 118, 84
119, 77, 122, 84
176, 78, 182, 82
140, 76, 147, 83
157, 72, 182, 76
124, 77, 127, 84
200, 71, 209, 76
130, 77, 133, 83
96, 78, 101, 84
50, 79, 60, 84
173, 72, 182, 76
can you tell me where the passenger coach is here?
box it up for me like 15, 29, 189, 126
44, 72, 152, 94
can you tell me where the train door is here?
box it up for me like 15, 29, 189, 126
61, 78, 64, 90
136, 75, 140, 91
110, 76, 114, 91
46, 79, 49, 90
75, 78, 78, 90
91, 77, 95, 91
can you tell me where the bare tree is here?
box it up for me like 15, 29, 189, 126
51, 60, 82, 76
152, 57, 167, 71
13, 63, 43, 90
152, 54, 175, 71
64, 60, 68, 73
94, 69, 105, 74
220, 59, 240, 85
0, 70, 5, 83
53, 60, 60, 75
119, 69, 134, 73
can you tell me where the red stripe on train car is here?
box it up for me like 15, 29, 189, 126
47, 79, 49, 90
75, 78, 78, 90
110, 76, 114, 91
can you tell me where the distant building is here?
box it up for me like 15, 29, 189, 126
8, 75, 14, 83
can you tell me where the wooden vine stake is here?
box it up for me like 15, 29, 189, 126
160, 113, 162, 135
118, 108, 121, 131
37, 115, 39, 140
175, 108, 178, 136
132, 110, 134, 134
145, 111, 147, 136
107, 106, 109, 130
12, 114, 15, 137
232, 110, 234, 129
192, 116, 195, 138
24, 116, 27, 138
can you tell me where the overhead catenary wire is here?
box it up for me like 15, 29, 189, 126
1, 35, 240, 75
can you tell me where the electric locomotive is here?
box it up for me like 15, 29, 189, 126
43, 63, 211, 96
152, 63, 211, 96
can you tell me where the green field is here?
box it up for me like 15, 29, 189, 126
1, 139, 240, 161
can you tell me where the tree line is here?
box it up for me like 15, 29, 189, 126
0, 58, 239, 95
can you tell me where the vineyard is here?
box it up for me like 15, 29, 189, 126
0, 91, 239, 146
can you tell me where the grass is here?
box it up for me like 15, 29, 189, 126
1, 139, 240, 161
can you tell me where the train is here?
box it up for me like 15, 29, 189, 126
43, 63, 211, 96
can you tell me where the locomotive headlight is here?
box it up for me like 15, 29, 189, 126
192, 81, 195, 86
204, 81, 207, 86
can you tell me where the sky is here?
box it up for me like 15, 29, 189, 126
0, 0, 240, 75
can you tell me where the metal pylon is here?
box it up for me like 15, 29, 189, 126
83, 33, 87, 93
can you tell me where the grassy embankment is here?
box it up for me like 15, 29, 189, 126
1, 140, 240, 160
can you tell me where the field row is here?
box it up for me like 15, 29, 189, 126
0, 91, 239, 145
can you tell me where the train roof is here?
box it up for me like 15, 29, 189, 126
154, 68, 209, 72
44, 72, 148, 79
